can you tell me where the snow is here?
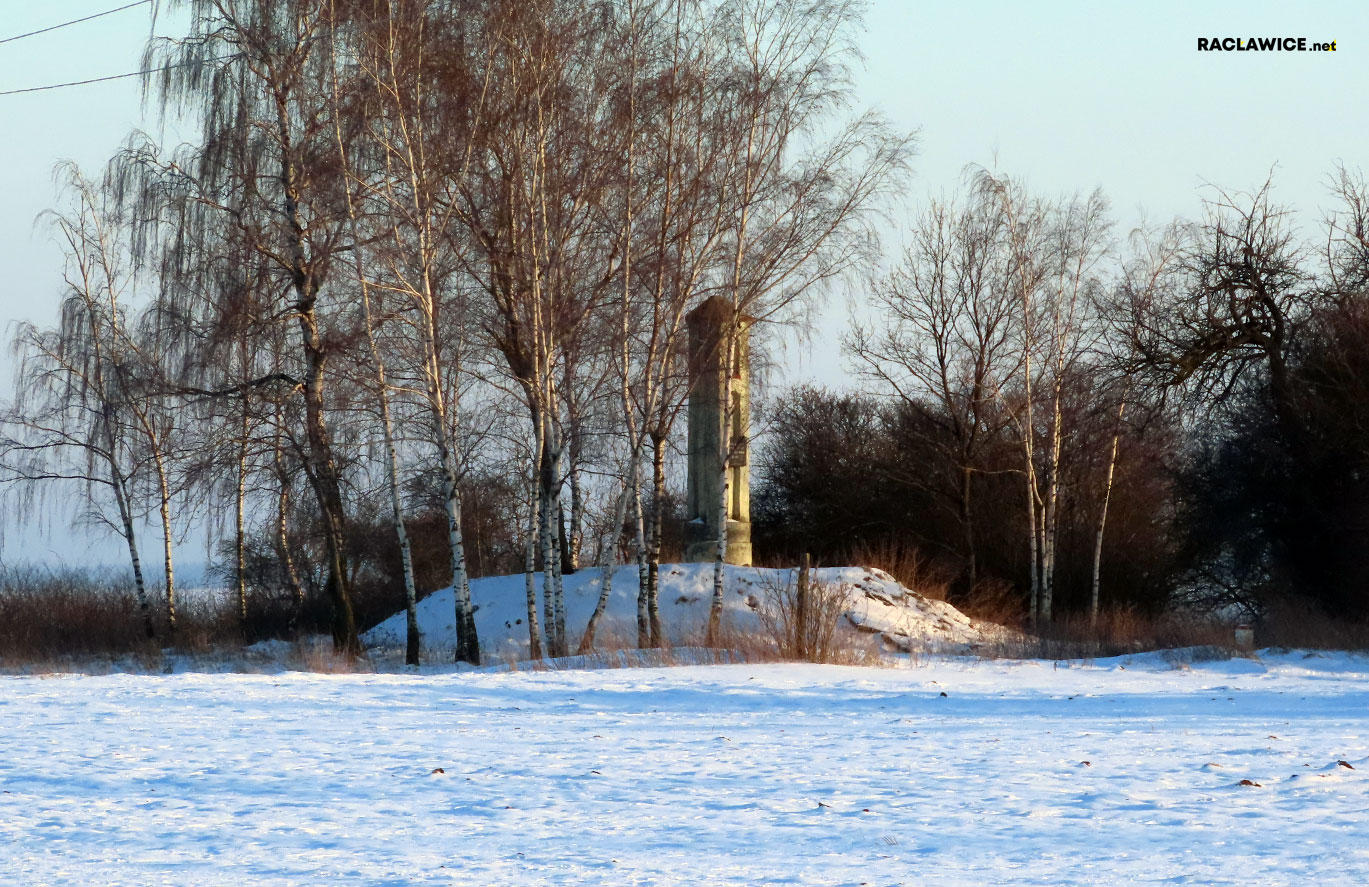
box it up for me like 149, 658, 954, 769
4, 650, 1369, 884
363, 563, 988, 658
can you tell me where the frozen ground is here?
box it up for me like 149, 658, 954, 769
4, 650, 1369, 885
364, 563, 987, 658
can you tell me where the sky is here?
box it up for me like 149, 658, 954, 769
0, 0, 1364, 567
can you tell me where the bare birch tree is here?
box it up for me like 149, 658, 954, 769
127, 0, 364, 652
974, 172, 1111, 624
3, 168, 157, 638
703, 0, 914, 643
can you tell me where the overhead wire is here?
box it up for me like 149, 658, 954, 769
0, 1, 152, 47
0, 2, 192, 97
0, 66, 161, 97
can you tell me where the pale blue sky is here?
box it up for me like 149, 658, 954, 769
0, 0, 1363, 566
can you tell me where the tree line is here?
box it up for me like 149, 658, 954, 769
758, 168, 1369, 628
7, 1, 1368, 662
0, 0, 911, 662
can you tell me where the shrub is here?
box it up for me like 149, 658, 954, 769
755, 561, 855, 662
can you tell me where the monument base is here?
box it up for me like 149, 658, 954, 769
684, 519, 752, 566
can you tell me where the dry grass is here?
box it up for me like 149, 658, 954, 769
845, 541, 954, 601
958, 577, 1025, 627
964, 593, 1369, 661
10, 560, 1368, 675
675, 620, 786, 663
0, 567, 292, 664
0, 566, 353, 672
971, 607, 1238, 661
0, 568, 153, 664
1258, 597, 1369, 650
289, 638, 376, 673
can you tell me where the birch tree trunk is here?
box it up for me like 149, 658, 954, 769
395, 62, 479, 665
275, 85, 359, 655
144, 434, 175, 635
439, 429, 478, 664
535, 414, 557, 655
579, 471, 635, 654
707, 329, 735, 647
567, 437, 584, 572
235, 417, 249, 626
127, 421, 175, 637
107, 442, 153, 640
523, 482, 545, 660
273, 417, 305, 633
117, 487, 152, 637
1040, 385, 1064, 624
536, 410, 569, 657
1025, 455, 1040, 626
547, 432, 568, 657
1091, 399, 1126, 627
421, 299, 478, 664
633, 472, 650, 648
647, 432, 667, 646
1009, 204, 1042, 627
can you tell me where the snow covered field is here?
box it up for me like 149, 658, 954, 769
4, 651, 1369, 885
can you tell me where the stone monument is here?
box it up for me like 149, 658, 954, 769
683, 296, 753, 565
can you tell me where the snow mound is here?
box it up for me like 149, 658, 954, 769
362, 563, 988, 661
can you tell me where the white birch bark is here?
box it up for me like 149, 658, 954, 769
153, 447, 176, 634
579, 467, 636, 654
547, 428, 568, 656
523, 475, 544, 660
235, 428, 248, 625
708, 332, 733, 647
633, 463, 650, 648
123, 388, 177, 634
272, 412, 305, 631
109, 450, 153, 639
647, 434, 667, 646
1040, 387, 1063, 623
1091, 399, 1126, 627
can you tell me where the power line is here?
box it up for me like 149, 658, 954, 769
0, 1, 153, 47
0, 66, 157, 97
0, 55, 243, 98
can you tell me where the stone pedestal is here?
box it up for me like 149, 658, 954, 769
683, 296, 752, 565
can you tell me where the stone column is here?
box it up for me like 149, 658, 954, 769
683, 296, 753, 565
